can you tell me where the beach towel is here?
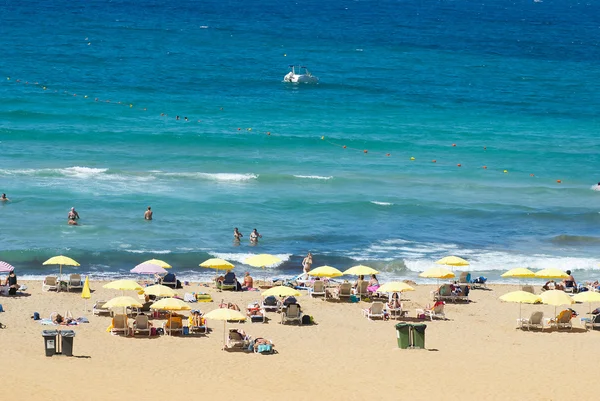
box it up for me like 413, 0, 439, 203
184, 293, 196, 302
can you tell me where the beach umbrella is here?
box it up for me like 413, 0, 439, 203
142, 259, 172, 269
573, 291, 600, 316
499, 290, 542, 321
435, 256, 469, 267
501, 268, 536, 278
203, 308, 247, 348
534, 269, 569, 279
104, 296, 143, 318
377, 282, 415, 293
419, 266, 455, 286
0, 261, 15, 273
103, 279, 143, 295
143, 284, 176, 298
42, 255, 80, 282
200, 258, 235, 271
540, 289, 575, 319
261, 286, 301, 298
244, 254, 282, 284
81, 275, 91, 311
131, 262, 167, 275
308, 265, 343, 278
343, 265, 379, 276
150, 298, 191, 336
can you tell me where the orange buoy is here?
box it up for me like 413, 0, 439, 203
557, 179, 562, 183
457, 164, 461, 167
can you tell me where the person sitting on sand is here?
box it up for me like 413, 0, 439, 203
242, 272, 253, 290
1, 193, 9, 201
144, 206, 153, 220
67, 207, 80, 225
4, 270, 19, 295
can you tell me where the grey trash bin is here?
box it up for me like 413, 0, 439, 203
42, 330, 58, 357
60, 330, 76, 356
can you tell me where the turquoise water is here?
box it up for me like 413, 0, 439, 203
0, 0, 599, 282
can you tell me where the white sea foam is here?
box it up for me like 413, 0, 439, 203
200, 25, 209, 29
60, 166, 108, 178
162, 172, 258, 182
125, 249, 172, 254
210, 252, 291, 267
293, 175, 333, 180
370, 201, 393, 206
591, 184, 600, 191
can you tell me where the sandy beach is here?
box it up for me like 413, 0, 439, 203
0, 280, 595, 401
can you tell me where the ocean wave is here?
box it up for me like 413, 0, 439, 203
160, 172, 258, 182
370, 201, 393, 206
550, 235, 600, 245
293, 175, 333, 180
124, 249, 172, 254
210, 252, 291, 266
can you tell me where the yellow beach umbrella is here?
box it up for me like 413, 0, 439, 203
150, 298, 192, 335
261, 286, 301, 298
203, 308, 247, 348
42, 255, 80, 282
499, 290, 542, 321
308, 265, 343, 278
377, 282, 415, 293
244, 254, 282, 268
343, 265, 379, 276
143, 259, 172, 268
143, 284, 176, 298
103, 279, 143, 291
419, 267, 455, 279
200, 258, 235, 271
534, 269, 569, 279
540, 289, 575, 319
81, 275, 91, 311
436, 256, 469, 267
104, 296, 143, 309
573, 291, 600, 315
501, 268, 536, 278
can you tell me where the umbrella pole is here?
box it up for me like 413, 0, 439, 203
223, 320, 226, 350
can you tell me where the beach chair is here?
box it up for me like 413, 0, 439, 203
67, 274, 84, 291
247, 303, 266, 323
217, 272, 237, 291
416, 302, 446, 321
128, 301, 154, 317
253, 339, 275, 354
385, 302, 408, 320
132, 314, 152, 337
433, 284, 455, 302
93, 300, 113, 316
459, 272, 471, 285
545, 310, 573, 330
470, 276, 488, 290
362, 301, 385, 320
521, 285, 535, 294
42, 276, 58, 292
188, 314, 208, 334
281, 303, 302, 325
454, 285, 470, 303
163, 316, 183, 335
517, 311, 544, 331
353, 281, 369, 300
262, 296, 281, 312
111, 314, 129, 336
226, 329, 251, 351
161, 273, 177, 289
584, 314, 600, 330
337, 282, 353, 301
309, 280, 326, 300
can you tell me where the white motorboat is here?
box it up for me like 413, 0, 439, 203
283, 65, 319, 84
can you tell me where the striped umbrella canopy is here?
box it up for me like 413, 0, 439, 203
0, 261, 15, 273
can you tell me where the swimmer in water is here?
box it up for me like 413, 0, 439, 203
67, 207, 80, 225
233, 227, 243, 242
250, 228, 262, 244
1, 193, 8, 201
144, 206, 153, 220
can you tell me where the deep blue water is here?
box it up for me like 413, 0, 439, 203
0, 0, 599, 282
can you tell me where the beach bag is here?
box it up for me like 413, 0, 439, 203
8, 287, 16, 295
151, 327, 157, 336
301, 315, 312, 325
349, 295, 359, 303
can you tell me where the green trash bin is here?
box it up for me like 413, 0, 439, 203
395, 323, 411, 349
412, 323, 427, 349
42, 330, 58, 357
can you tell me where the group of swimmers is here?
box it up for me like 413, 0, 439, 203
233, 228, 262, 244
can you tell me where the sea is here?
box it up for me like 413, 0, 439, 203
0, 0, 599, 284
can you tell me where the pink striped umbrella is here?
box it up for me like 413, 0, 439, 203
0, 261, 15, 273
130, 262, 167, 275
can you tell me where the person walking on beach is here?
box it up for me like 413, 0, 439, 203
250, 228, 262, 244
302, 252, 313, 274
234, 227, 243, 243
144, 206, 153, 220
67, 207, 80, 225
1, 193, 9, 201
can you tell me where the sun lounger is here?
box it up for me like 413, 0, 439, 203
111, 314, 129, 336
262, 296, 281, 312
337, 282, 353, 301
353, 281, 369, 300
416, 302, 446, 321
247, 303, 266, 323
281, 303, 302, 325
161, 273, 178, 289
309, 280, 326, 300
458, 272, 471, 285
521, 285, 535, 294
67, 274, 84, 291
163, 316, 183, 335
545, 310, 573, 330
131, 314, 152, 337
188, 315, 208, 334
385, 303, 408, 320
253, 339, 275, 354
93, 300, 113, 316
42, 276, 59, 292
226, 328, 251, 351
584, 314, 600, 330
517, 311, 544, 330
362, 301, 385, 320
